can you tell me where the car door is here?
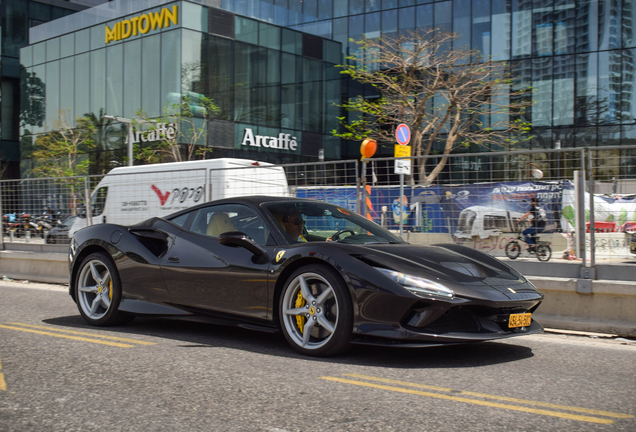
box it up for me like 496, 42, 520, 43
160, 203, 274, 321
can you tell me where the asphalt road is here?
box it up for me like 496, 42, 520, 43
1, 280, 634, 432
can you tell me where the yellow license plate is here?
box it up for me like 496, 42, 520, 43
631, 242, 635, 250
509, 313, 532, 328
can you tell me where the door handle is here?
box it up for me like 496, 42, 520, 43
168, 256, 180, 263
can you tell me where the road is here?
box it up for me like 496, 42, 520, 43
0, 280, 634, 432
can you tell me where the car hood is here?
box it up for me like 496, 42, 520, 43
353, 243, 540, 300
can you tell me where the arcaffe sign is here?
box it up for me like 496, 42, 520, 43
105, 5, 178, 44
240, 128, 299, 151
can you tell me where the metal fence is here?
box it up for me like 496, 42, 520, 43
1, 149, 635, 264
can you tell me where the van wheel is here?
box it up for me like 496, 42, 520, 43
74, 252, 134, 326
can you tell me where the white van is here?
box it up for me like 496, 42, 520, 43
69, 158, 289, 237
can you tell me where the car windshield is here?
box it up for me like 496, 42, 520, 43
263, 201, 406, 244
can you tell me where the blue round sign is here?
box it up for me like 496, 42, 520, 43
396, 124, 411, 145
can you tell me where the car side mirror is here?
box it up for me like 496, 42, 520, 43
219, 231, 269, 264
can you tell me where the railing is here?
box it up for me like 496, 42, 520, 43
2, 148, 635, 266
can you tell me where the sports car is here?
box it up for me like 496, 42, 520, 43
68, 196, 544, 357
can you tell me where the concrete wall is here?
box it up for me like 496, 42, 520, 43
0, 250, 68, 284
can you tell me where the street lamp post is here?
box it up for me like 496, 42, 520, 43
102, 115, 155, 166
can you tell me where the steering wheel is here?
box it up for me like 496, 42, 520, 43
331, 229, 355, 241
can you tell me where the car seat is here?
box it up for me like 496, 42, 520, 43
206, 212, 236, 237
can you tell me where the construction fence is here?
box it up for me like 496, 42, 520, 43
1, 147, 635, 264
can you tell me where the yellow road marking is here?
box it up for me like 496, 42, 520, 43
321, 377, 614, 425
0, 324, 134, 348
345, 373, 634, 420
0, 355, 6, 391
6, 322, 156, 346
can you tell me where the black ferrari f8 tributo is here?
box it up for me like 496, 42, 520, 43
69, 196, 544, 356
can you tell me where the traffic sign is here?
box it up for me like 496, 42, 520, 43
396, 124, 411, 146
394, 145, 411, 158
395, 158, 412, 175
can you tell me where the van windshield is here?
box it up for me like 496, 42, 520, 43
91, 187, 108, 216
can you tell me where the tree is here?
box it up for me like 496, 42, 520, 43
333, 29, 532, 185
31, 112, 96, 177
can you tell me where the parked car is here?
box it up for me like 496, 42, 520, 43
68, 196, 544, 357
46, 216, 77, 244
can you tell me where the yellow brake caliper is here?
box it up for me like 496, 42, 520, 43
108, 279, 113, 301
295, 290, 306, 334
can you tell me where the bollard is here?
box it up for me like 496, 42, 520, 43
26, 230, 31, 242
9, 229, 14, 242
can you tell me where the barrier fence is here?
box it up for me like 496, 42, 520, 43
1, 148, 635, 265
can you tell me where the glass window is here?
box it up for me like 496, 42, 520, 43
91, 25, 105, 51
260, 22, 281, 49
189, 204, 269, 245
599, 0, 621, 50
624, 0, 636, 48
365, 12, 381, 39
61, 34, 74, 58
349, 14, 364, 59
553, 55, 574, 126
400, 0, 416, 6
289, 0, 303, 25
453, 0, 471, 50
399, 6, 416, 35
60, 57, 75, 122
512, 0, 531, 57
2, 0, 27, 58
1, 80, 17, 140
533, 0, 553, 57
598, 50, 622, 123
32, 64, 46, 135
46, 38, 61, 63
76, 29, 90, 54
576, 52, 598, 125
334, 0, 349, 17
202, 35, 233, 121
33, 43, 46, 66
554, 0, 575, 54
142, 34, 161, 118
45, 61, 60, 130
106, 43, 124, 117
622, 48, 636, 122
324, 39, 341, 64
383, 0, 399, 9
29, 1, 51, 21
435, 1, 452, 53
75, 53, 90, 120
576, 0, 598, 52
91, 187, 108, 217
533, 57, 553, 126
282, 29, 302, 54
182, 2, 207, 32
492, 0, 511, 60
161, 30, 181, 113
274, 0, 289, 26
415, 5, 433, 34
318, 0, 333, 19
281, 83, 300, 129
236, 17, 259, 44
472, 0, 491, 59
21, 46, 33, 68
90, 50, 106, 119
350, 0, 365, 15
303, 0, 318, 22
235, 43, 255, 124
333, 17, 348, 55
124, 39, 142, 119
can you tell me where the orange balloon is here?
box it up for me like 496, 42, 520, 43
360, 139, 377, 160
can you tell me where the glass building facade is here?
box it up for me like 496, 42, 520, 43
1, 0, 105, 179
20, 1, 342, 176
16, 0, 636, 178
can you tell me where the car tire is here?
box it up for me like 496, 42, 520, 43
279, 264, 353, 357
74, 252, 134, 326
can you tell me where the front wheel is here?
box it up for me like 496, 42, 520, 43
505, 240, 521, 259
74, 252, 134, 326
536, 244, 552, 262
279, 264, 353, 357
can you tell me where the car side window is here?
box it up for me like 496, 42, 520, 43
188, 204, 269, 246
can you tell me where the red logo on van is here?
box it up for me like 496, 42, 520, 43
151, 185, 170, 205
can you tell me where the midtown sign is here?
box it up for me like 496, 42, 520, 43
105, 5, 178, 44
240, 128, 299, 151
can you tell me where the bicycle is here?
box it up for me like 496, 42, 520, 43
505, 224, 552, 262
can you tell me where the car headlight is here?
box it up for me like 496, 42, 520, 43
374, 267, 454, 299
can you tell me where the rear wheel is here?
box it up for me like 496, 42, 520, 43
74, 252, 134, 326
505, 240, 521, 259
279, 264, 353, 357
536, 244, 552, 262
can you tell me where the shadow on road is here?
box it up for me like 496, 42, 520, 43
43, 314, 535, 368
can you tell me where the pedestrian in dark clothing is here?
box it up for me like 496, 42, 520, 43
519, 197, 545, 251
